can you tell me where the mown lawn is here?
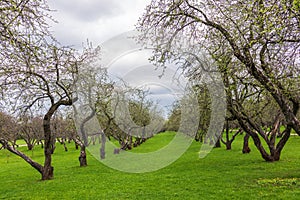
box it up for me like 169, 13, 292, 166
1, 132, 300, 199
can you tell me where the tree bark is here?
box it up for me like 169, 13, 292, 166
223, 71, 289, 161
42, 116, 54, 180
134, 138, 141, 147
74, 137, 87, 167
221, 119, 241, 150
224, 141, 232, 150
214, 138, 221, 148
242, 133, 251, 154
0, 139, 43, 173
100, 131, 106, 159
79, 146, 87, 167
41, 100, 73, 180
27, 143, 34, 151
272, 126, 292, 161
79, 109, 96, 147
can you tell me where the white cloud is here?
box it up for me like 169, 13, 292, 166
48, 0, 151, 48
47, 0, 182, 115
50, 0, 122, 21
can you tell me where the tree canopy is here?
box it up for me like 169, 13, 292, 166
137, 0, 300, 161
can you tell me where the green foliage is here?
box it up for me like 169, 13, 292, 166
1, 133, 300, 199
128, 100, 151, 127
165, 84, 212, 140
194, 84, 211, 142
293, 0, 300, 11
164, 102, 181, 132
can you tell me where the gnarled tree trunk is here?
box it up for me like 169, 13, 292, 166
41, 99, 74, 180
74, 137, 87, 167
42, 112, 54, 180
242, 133, 251, 154
79, 146, 87, 167
0, 139, 43, 174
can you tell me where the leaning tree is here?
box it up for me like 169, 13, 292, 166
0, 0, 97, 179
137, 0, 300, 161
0, 44, 94, 179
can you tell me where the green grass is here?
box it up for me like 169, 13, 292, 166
131, 131, 176, 153
1, 132, 300, 199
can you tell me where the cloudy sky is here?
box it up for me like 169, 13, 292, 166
48, 0, 151, 48
48, 0, 186, 117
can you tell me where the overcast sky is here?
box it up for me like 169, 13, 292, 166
48, 0, 151, 48
48, 0, 185, 117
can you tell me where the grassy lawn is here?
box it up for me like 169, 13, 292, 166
1, 132, 300, 199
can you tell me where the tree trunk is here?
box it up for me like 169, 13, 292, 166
63, 142, 68, 152
74, 137, 88, 167
27, 143, 34, 151
134, 138, 141, 147
79, 109, 96, 146
38, 140, 44, 149
224, 120, 231, 150
42, 165, 54, 180
100, 131, 106, 159
0, 139, 43, 174
271, 126, 291, 161
221, 61, 293, 162
242, 133, 251, 154
79, 145, 87, 167
128, 136, 133, 150
214, 138, 221, 148
221, 120, 240, 150
199, 133, 204, 143
50, 137, 56, 154
225, 142, 232, 150
42, 116, 54, 180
